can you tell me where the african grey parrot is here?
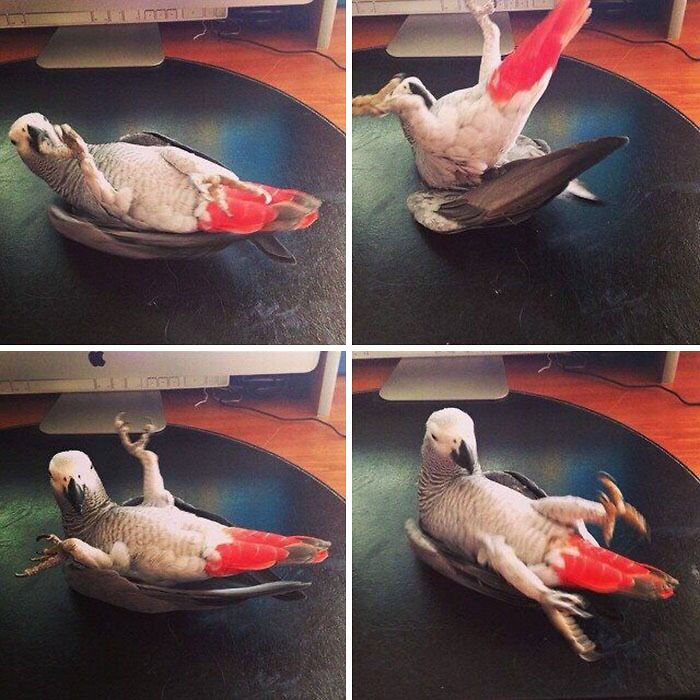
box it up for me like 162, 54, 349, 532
352, 0, 628, 232
406, 408, 677, 660
8, 113, 320, 259
16, 416, 329, 608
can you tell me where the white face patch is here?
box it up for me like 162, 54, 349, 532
48, 450, 102, 499
8, 112, 67, 156
424, 408, 479, 462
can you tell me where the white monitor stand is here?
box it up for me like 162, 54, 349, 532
379, 355, 509, 401
387, 12, 514, 58
40, 391, 166, 435
37, 24, 164, 69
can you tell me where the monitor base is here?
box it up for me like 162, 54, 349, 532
379, 356, 509, 401
40, 391, 166, 434
37, 24, 165, 69
386, 12, 514, 58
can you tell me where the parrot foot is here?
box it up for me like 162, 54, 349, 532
352, 74, 404, 116
545, 608, 601, 662
56, 123, 90, 161
597, 471, 649, 545
228, 178, 272, 205
541, 590, 591, 619
115, 412, 155, 455
15, 534, 67, 577
191, 173, 272, 207
463, 0, 496, 18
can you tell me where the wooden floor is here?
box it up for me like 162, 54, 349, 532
353, 4, 700, 125
353, 352, 700, 479
0, 9, 346, 130
0, 376, 346, 496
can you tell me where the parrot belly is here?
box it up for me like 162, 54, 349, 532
37, 143, 200, 232
421, 476, 569, 565
85, 505, 227, 584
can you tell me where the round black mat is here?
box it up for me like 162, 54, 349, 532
0, 425, 345, 700
0, 59, 345, 344
352, 50, 700, 344
352, 391, 700, 699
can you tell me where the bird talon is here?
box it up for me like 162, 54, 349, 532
597, 473, 649, 543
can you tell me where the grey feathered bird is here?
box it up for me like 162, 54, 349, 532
16, 417, 330, 611
9, 113, 319, 260
352, 0, 628, 232
406, 408, 677, 659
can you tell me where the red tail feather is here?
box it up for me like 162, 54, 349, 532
487, 0, 590, 104
551, 535, 676, 599
197, 183, 320, 235
204, 527, 330, 577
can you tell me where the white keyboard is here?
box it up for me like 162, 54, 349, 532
0, 375, 229, 394
353, 0, 553, 15
0, 7, 227, 28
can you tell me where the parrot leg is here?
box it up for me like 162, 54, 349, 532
477, 535, 590, 618
532, 473, 649, 545
598, 471, 649, 544
463, 0, 501, 83
192, 172, 273, 206
532, 496, 606, 527
15, 534, 123, 577
352, 75, 405, 116
545, 607, 601, 662
115, 414, 174, 507
58, 123, 134, 217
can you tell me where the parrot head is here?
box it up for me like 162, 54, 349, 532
48, 450, 104, 514
423, 408, 480, 474
8, 113, 69, 159
370, 74, 435, 115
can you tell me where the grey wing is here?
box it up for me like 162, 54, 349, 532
405, 519, 536, 606
64, 564, 309, 611
119, 131, 228, 168
407, 137, 628, 232
503, 134, 551, 162
484, 470, 548, 500
119, 131, 296, 263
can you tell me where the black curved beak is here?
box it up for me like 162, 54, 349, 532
27, 124, 48, 153
451, 440, 476, 474
64, 477, 84, 513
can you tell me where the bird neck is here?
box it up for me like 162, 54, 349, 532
60, 480, 115, 539
18, 148, 87, 205
418, 448, 479, 515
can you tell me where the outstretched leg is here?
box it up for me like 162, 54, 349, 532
352, 74, 405, 116
160, 147, 272, 204
115, 414, 173, 507
463, 0, 501, 83
532, 472, 649, 544
477, 534, 590, 617
16, 534, 128, 577
57, 123, 134, 217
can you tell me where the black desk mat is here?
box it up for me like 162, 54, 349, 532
352, 50, 700, 344
352, 391, 700, 698
0, 59, 345, 344
0, 425, 345, 699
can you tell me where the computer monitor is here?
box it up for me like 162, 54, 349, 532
0, 1, 314, 68
0, 350, 329, 433
352, 0, 555, 57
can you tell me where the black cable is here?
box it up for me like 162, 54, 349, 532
582, 26, 700, 61
559, 364, 700, 406
214, 394, 346, 437
216, 34, 346, 71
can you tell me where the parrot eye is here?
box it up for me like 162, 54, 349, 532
431, 433, 438, 441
